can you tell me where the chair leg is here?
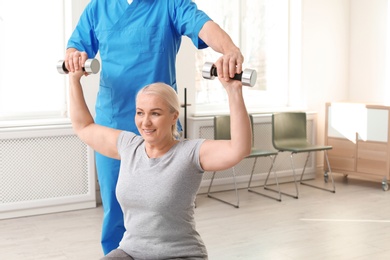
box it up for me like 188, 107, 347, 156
299, 150, 336, 193
275, 153, 299, 199
248, 156, 282, 202
262, 152, 299, 199
247, 158, 257, 190
207, 168, 240, 208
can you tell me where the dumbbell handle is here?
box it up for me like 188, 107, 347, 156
57, 59, 100, 75
202, 62, 257, 87
209, 66, 243, 81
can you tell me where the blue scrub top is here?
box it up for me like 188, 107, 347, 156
67, 0, 210, 133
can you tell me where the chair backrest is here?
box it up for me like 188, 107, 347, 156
272, 112, 308, 149
214, 115, 231, 140
214, 115, 254, 144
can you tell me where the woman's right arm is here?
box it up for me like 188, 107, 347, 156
69, 69, 122, 160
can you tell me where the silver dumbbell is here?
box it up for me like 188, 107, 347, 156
57, 59, 100, 75
202, 62, 257, 87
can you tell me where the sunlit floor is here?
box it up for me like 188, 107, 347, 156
1, 174, 390, 260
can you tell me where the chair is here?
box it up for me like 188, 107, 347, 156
207, 115, 280, 207
270, 112, 335, 199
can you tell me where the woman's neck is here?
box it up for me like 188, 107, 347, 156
144, 138, 179, 158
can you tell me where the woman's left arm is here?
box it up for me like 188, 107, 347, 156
199, 77, 251, 172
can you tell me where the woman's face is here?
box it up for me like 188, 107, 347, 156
135, 93, 178, 145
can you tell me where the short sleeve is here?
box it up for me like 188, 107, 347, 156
66, 0, 99, 57
170, 0, 211, 49
179, 138, 206, 173
193, 139, 206, 172
116, 131, 139, 155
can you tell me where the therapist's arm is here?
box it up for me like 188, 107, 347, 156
199, 21, 244, 81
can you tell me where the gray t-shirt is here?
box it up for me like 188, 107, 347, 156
116, 131, 207, 259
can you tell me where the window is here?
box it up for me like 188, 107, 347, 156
0, 0, 69, 122
194, 0, 291, 113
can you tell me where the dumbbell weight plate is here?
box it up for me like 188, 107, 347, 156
57, 60, 67, 74
202, 62, 215, 80
84, 59, 100, 74
242, 69, 257, 87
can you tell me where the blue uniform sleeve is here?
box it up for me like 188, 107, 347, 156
170, 0, 211, 49
66, 1, 99, 58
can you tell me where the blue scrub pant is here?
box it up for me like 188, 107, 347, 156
95, 152, 125, 255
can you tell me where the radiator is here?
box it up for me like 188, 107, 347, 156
187, 113, 317, 191
0, 124, 96, 219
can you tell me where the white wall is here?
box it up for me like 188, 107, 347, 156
302, 0, 390, 142
301, 0, 350, 147
176, 38, 198, 129
349, 0, 390, 104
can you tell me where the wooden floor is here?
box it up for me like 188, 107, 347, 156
1, 174, 390, 260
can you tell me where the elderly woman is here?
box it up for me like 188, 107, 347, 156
68, 68, 251, 259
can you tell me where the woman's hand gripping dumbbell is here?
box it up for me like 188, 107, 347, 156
202, 62, 257, 87
57, 59, 100, 75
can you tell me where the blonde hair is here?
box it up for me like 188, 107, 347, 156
136, 83, 180, 140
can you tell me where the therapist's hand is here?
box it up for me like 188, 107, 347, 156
214, 49, 244, 82
65, 48, 89, 76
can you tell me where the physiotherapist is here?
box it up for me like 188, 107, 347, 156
64, 0, 244, 255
